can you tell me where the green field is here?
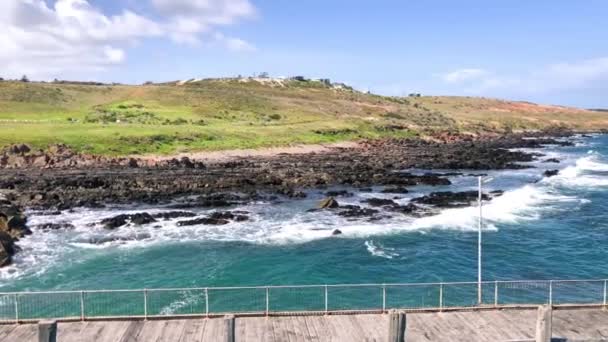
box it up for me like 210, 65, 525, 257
0, 79, 606, 156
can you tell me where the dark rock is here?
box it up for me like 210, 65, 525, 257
411, 191, 488, 208
325, 190, 353, 197
152, 211, 197, 220
177, 217, 230, 226
358, 188, 373, 192
101, 213, 157, 229
332, 229, 342, 236
543, 158, 560, 163
362, 198, 396, 207
381, 187, 409, 194
543, 169, 559, 178
337, 205, 379, 218
0, 231, 16, 267
36, 223, 75, 230
318, 197, 339, 209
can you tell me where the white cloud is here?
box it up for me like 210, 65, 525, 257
440, 57, 608, 95
213, 32, 256, 52
0, 0, 256, 79
441, 68, 488, 84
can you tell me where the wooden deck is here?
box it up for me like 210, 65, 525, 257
1, 307, 608, 341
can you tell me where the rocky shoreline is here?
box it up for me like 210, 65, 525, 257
0, 130, 584, 267
0, 132, 576, 209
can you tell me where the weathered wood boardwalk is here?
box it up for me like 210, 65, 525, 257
1, 307, 608, 341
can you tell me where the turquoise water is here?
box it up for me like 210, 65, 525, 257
2, 134, 608, 295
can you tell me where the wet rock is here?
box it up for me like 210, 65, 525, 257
176, 211, 249, 226
411, 191, 488, 208
177, 217, 230, 226
325, 190, 353, 197
543, 169, 559, 178
388, 203, 434, 217
101, 213, 157, 229
152, 211, 197, 220
358, 188, 373, 192
337, 205, 379, 218
0, 231, 16, 267
543, 158, 560, 163
332, 229, 342, 236
36, 223, 75, 230
318, 197, 339, 209
381, 187, 409, 194
88, 233, 151, 245
362, 198, 397, 207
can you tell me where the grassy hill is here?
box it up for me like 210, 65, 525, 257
0, 78, 606, 156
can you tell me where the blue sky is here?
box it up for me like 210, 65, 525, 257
2, 0, 608, 107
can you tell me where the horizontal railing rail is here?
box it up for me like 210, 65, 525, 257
0, 278, 606, 323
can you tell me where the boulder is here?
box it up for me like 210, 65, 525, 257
337, 205, 379, 218
177, 217, 230, 226
381, 187, 409, 194
325, 190, 353, 197
100, 213, 157, 229
152, 211, 197, 220
332, 229, 342, 236
543, 170, 559, 178
318, 197, 339, 209
362, 198, 396, 207
543, 158, 560, 163
411, 191, 489, 208
36, 223, 75, 230
0, 231, 16, 267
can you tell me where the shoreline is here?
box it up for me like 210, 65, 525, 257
0, 130, 591, 269
0, 131, 582, 210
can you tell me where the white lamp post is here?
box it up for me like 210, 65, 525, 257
477, 176, 493, 305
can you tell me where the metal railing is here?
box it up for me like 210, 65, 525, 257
0, 279, 606, 323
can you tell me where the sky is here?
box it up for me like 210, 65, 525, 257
1, 0, 607, 108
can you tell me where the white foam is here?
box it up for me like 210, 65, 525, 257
365, 240, 399, 259
543, 154, 608, 188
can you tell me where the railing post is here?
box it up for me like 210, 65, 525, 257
324, 285, 328, 314
439, 283, 443, 311
143, 289, 148, 320
494, 281, 498, 307
205, 288, 209, 318
548, 281, 553, 306
80, 291, 85, 321
603, 279, 608, 306
14, 293, 18, 324
265, 287, 269, 316
382, 284, 386, 312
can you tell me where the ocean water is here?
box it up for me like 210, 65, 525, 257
1, 134, 608, 293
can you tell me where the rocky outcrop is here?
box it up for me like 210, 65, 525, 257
0, 144, 206, 170
0, 133, 574, 210
152, 211, 197, 220
543, 170, 559, 178
177, 211, 249, 226
0, 198, 30, 267
100, 213, 157, 229
362, 198, 397, 207
318, 197, 339, 209
411, 191, 489, 208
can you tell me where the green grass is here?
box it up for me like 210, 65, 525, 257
0, 80, 605, 156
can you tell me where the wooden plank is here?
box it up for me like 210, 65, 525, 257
295, 316, 317, 342
156, 319, 187, 342
135, 320, 169, 342
0, 324, 18, 341
179, 319, 206, 342
202, 318, 224, 342
119, 321, 145, 342
3, 324, 37, 342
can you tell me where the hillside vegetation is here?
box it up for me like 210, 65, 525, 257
0, 79, 606, 155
